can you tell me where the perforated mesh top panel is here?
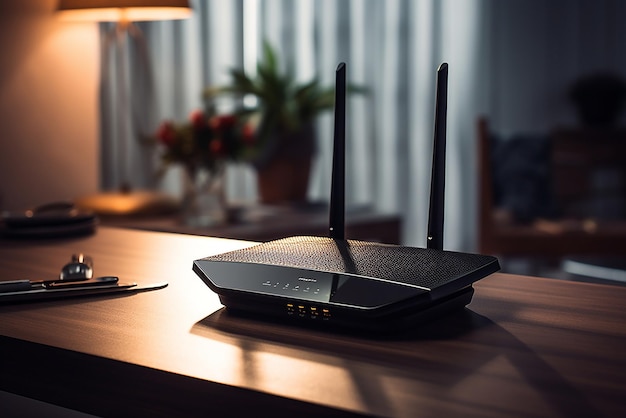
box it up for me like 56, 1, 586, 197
201, 236, 499, 289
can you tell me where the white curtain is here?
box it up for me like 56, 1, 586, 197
100, 0, 489, 250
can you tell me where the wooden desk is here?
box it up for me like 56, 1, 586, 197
1, 227, 625, 417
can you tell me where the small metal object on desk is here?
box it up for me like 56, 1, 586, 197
59, 253, 93, 281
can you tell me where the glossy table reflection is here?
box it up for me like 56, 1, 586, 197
1, 227, 625, 417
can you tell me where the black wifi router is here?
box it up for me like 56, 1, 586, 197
193, 62, 500, 333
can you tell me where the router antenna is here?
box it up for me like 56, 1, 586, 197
329, 62, 346, 240
427, 63, 448, 250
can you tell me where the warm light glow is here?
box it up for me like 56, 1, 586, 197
57, 0, 192, 22
74, 191, 178, 215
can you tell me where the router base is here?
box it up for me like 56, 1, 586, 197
218, 286, 474, 334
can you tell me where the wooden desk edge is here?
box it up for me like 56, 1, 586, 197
0, 336, 367, 418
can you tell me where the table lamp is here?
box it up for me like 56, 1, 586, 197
57, 1, 192, 216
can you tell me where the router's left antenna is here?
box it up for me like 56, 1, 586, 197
426, 63, 448, 250
329, 62, 346, 240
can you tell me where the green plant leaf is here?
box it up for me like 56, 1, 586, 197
261, 40, 278, 75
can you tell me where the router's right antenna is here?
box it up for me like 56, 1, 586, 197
427, 63, 448, 250
329, 62, 346, 240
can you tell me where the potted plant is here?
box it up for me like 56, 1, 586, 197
208, 41, 363, 204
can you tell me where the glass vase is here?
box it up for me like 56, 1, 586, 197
180, 166, 226, 227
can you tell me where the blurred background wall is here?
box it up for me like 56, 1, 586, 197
0, 1, 99, 211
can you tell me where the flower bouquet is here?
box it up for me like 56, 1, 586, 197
155, 106, 256, 225
156, 108, 256, 178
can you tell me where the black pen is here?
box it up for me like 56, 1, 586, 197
0, 280, 37, 292
0, 276, 118, 293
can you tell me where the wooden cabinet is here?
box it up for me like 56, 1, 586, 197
478, 119, 626, 258
551, 127, 626, 220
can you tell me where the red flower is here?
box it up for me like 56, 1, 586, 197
209, 116, 220, 130
209, 114, 237, 131
156, 121, 176, 147
189, 109, 205, 130
241, 123, 255, 144
216, 115, 237, 129
209, 139, 223, 154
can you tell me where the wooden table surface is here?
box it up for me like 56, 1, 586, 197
1, 227, 625, 417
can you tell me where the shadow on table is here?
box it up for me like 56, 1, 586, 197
192, 307, 603, 417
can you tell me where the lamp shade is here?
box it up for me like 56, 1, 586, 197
57, 0, 192, 22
